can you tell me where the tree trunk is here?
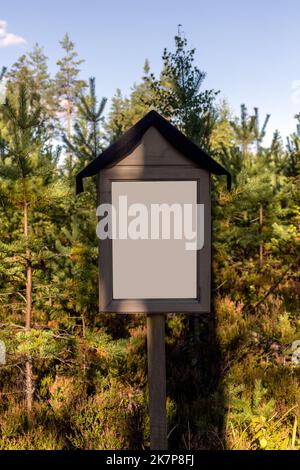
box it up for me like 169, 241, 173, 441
259, 204, 263, 267
24, 195, 33, 413
67, 97, 72, 173
24, 199, 32, 329
25, 358, 33, 413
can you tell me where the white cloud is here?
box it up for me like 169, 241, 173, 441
0, 20, 26, 48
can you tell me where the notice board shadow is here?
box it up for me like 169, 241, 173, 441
165, 310, 226, 450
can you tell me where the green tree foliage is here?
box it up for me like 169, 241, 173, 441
64, 77, 107, 173
286, 131, 300, 177
0, 82, 56, 412
6, 45, 56, 125
230, 104, 256, 165
106, 60, 155, 142
55, 33, 86, 110
210, 100, 235, 154
28, 43, 58, 120
146, 27, 219, 149
55, 33, 86, 174
253, 107, 271, 153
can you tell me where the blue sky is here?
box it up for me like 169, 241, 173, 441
1, 0, 300, 144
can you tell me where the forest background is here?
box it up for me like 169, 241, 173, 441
0, 27, 299, 450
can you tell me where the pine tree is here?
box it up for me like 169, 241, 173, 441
230, 104, 256, 165
61, 77, 106, 332
106, 60, 155, 142
105, 88, 129, 141
6, 55, 35, 96
6, 47, 57, 129
253, 107, 270, 154
0, 83, 45, 412
28, 43, 57, 120
28, 44, 49, 93
210, 100, 235, 154
146, 26, 219, 149
286, 133, 300, 177
270, 130, 284, 163
64, 77, 107, 174
286, 117, 300, 177
55, 33, 86, 174
264, 130, 285, 186
253, 108, 270, 266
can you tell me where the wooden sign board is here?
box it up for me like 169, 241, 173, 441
76, 111, 230, 450
76, 111, 231, 314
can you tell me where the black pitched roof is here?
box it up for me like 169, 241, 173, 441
76, 110, 231, 194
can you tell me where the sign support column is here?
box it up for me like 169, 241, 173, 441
147, 313, 167, 450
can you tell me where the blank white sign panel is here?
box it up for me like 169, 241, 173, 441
112, 181, 197, 299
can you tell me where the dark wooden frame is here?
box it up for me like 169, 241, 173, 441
99, 166, 211, 314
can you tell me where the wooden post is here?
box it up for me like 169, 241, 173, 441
147, 314, 167, 450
